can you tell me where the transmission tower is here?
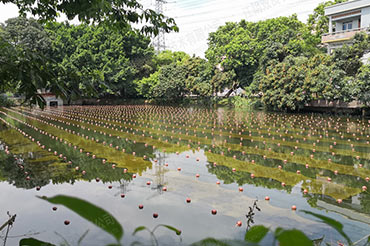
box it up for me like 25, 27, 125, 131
154, 0, 166, 52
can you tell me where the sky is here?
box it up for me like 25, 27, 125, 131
0, 0, 326, 57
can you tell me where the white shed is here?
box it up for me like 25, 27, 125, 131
40, 92, 63, 107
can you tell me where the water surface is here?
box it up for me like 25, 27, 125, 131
0, 105, 369, 245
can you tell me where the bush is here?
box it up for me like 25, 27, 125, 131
0, 94, 16, 107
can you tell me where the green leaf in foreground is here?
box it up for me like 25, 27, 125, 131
38, 195, 123, 242
19, 237, 55, 246
158, 224, 182, 236
275, 229, 313, 246
244, 225, 269, 243
301, 210, 351, 245
133, 226, 147, 235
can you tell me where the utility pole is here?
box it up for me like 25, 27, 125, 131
154, 0, 166, 52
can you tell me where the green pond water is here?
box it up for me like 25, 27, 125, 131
0, 105, 369, 245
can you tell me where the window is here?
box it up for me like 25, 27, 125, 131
342, 21, 353, 31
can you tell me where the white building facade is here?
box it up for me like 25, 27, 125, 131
322, 0, 370, 54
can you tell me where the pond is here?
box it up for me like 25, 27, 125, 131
0, 105, 369, 246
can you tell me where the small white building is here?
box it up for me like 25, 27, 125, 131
38, 90, 63, 107
322, 0, 370, 55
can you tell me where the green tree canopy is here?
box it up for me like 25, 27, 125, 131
205, 15, 320, 96
1, 0, 178, 36
46, 22, 155, 102
258, 54, 350, 111
332, 33, 370, 76
0, 17, 64, 107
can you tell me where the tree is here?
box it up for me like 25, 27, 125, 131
0, 17, 64, 107
354, 65, 370, 106
307, 0, 348, 38
152, 63, 187, 101
1, 0, 178, 36
181, 57, 214, 97
134, 71, 160, 99
135, 54, 215, 100
135, 50, 192, 99
152, 50, 189, 69
332, 33, 370, 76
206, 15, 320, 96
46, 22, 155, 102
258, 54, 348, 111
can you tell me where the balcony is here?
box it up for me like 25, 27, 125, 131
322, 27, 369, 43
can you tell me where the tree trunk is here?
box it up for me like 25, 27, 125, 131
224, 82, 239, 98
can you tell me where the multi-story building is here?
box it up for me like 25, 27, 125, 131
322, 0, 370, 54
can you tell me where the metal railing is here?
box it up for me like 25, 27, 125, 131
322, 26, 370, 36
322, 27, 370, 43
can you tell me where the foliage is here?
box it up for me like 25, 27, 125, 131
274, 228, 313, 246
218, 96, 262, 110
136, 54, 215, 100
0, 95, 16, 107
19, 238, 55, 246
205, 15, 321, 95
0, 17, 65, 108
45, 22, 155, 101
135, 71, 160, 99
332, 33, 370, 76
153, 50, 190, 69
0, 0, 178, 36
182, 56, 214, 97
244, 225, 267, 243
353, 65, 370, 106
301, 210, 351, 245
257, 54, 355, 111
0, 0, 179, 107
1, 0, 369, 110
135, 50, 191, 99
152, 63, 188, 101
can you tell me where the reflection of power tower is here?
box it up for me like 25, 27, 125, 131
117, 179, 130, 195
154, 0, 166, 52
152, 152, 166, 194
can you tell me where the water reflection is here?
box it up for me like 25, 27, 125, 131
0, 106, 369, 245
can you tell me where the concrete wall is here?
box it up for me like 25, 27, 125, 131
361, 6, 370, 27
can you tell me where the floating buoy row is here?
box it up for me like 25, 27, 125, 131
2, 105, 369, 230
19, 107, 369, 187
